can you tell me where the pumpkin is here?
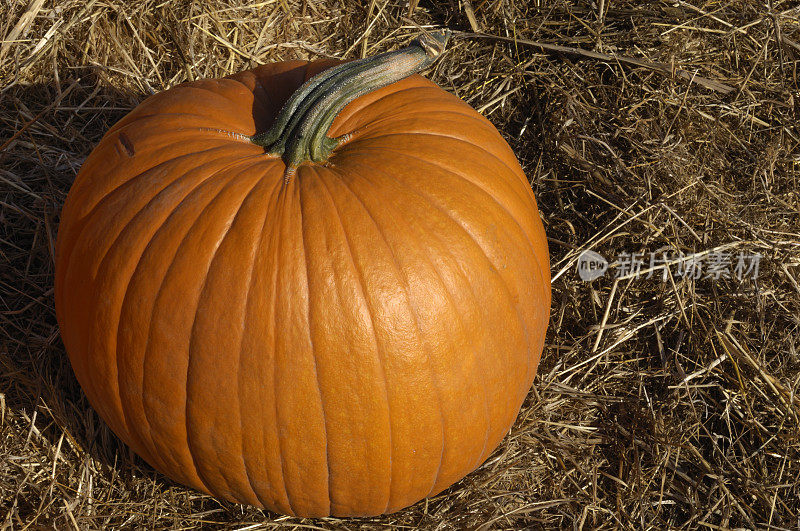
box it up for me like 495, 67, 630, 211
54, 31, 551, 517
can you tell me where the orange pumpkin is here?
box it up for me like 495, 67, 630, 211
54, 32, 551, 517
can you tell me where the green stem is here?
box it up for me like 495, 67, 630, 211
251, 29, 450, 171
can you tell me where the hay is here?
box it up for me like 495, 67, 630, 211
1, 0, 799, 528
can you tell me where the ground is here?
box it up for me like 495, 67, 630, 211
1, 0, 799, 529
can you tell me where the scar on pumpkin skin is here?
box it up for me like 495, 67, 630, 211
283, 166, 297, 184
196, 127, 252, 142
117, 133, 135, 157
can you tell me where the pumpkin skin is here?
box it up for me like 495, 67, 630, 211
54, 59, 551, 517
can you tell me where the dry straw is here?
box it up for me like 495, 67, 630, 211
1, 0, 799, 528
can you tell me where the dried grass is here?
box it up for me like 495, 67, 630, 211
1, 0, 799, 529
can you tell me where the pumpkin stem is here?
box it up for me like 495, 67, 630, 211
250, 29, 450, 174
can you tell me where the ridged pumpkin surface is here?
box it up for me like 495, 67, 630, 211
54, 59, 551, 517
